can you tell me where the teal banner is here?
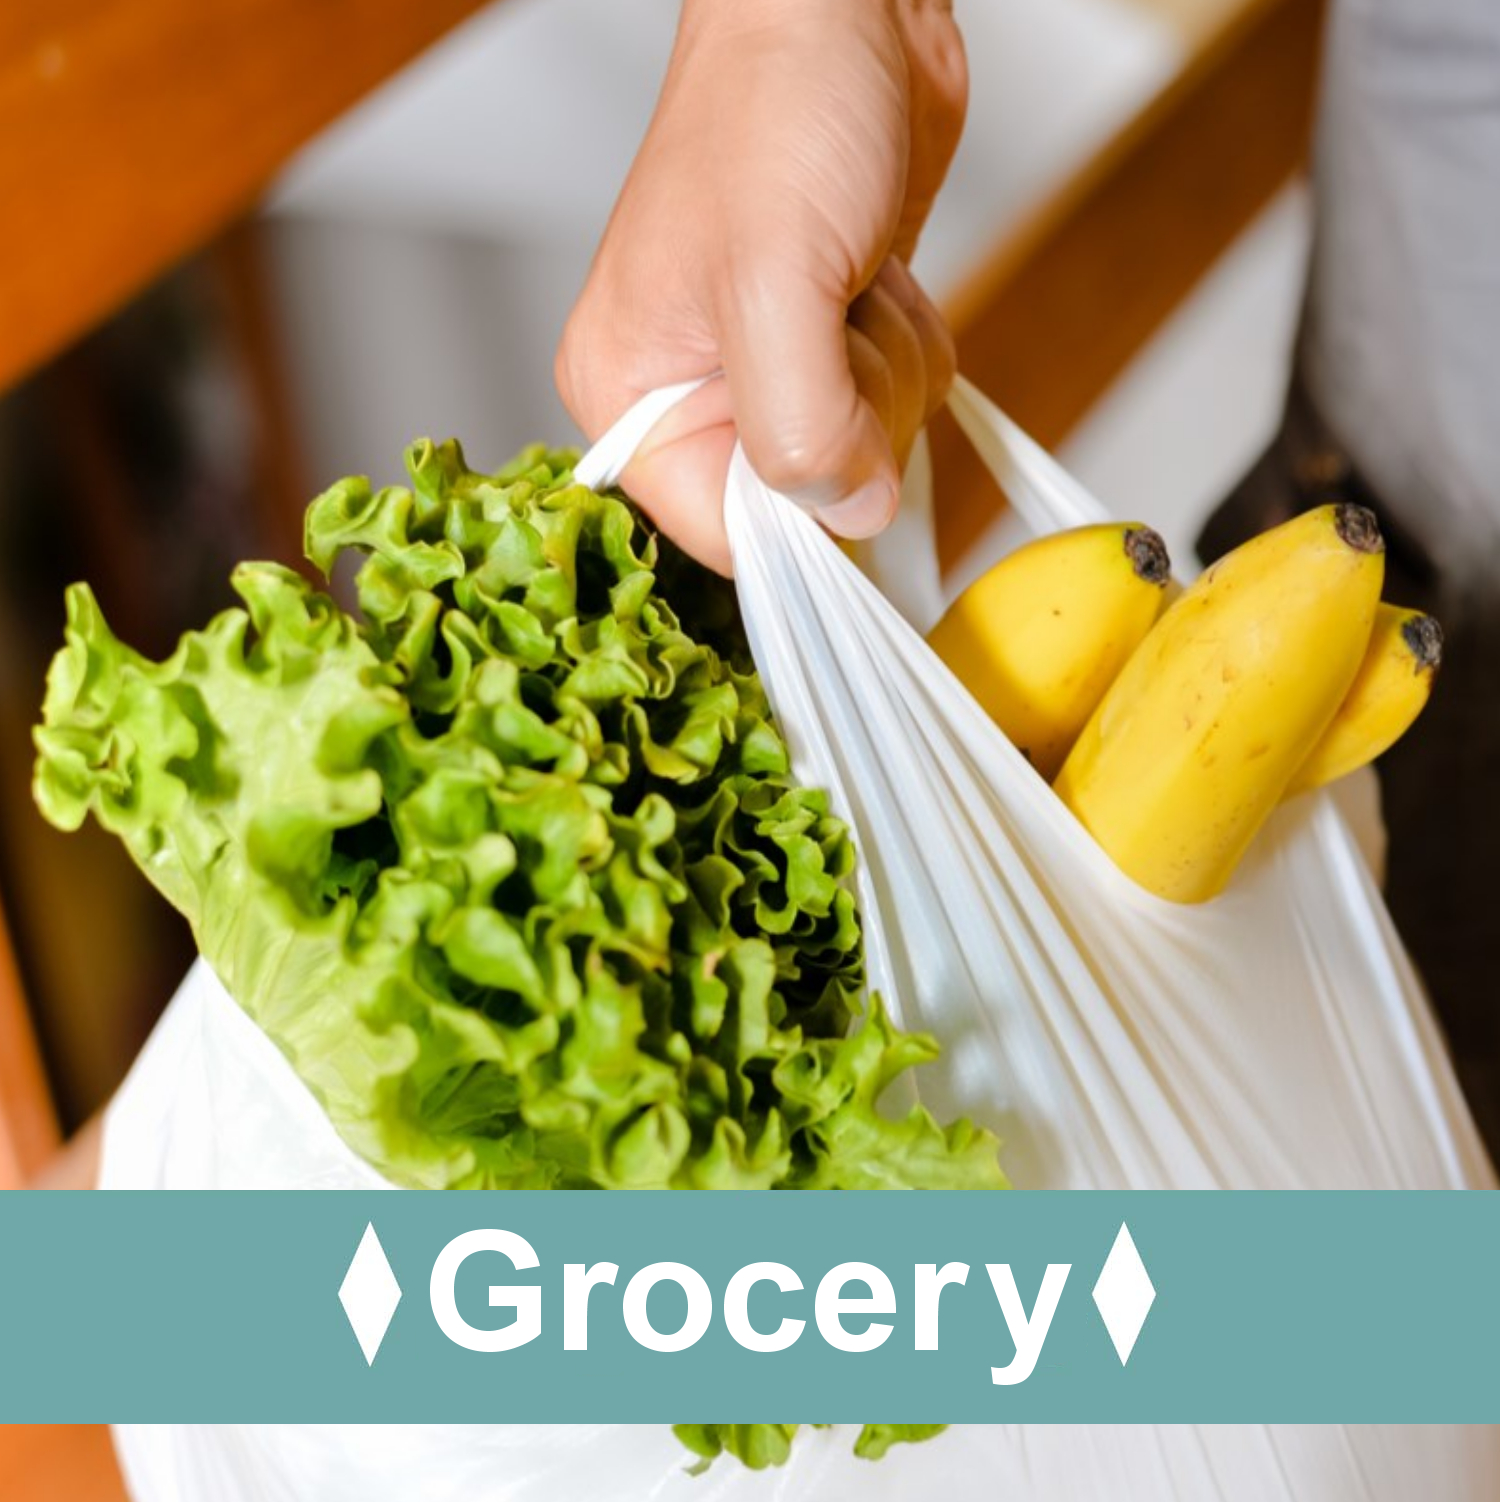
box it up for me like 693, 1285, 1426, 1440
0, 1191, 1495, 1421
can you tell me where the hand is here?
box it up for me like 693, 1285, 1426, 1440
556, 0, 967, 573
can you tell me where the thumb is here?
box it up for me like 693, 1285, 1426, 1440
714, 268, 900, 538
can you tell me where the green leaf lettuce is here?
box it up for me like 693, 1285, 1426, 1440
34, 439, 1005, 1199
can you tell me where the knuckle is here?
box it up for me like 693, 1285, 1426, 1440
752, 418, 865, 497
855, 287, 922, 393
862, 363, 897, 433
553, 342, 579, 419
848, 335, 897, 432
925, 318, 957, 410
554, 315, 587, 421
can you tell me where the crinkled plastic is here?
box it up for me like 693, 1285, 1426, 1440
105, 377, 1496, 1500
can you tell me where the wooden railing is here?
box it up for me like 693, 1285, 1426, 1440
0, 904, 58, 1189
934, 0, 1325, 568
0, 0, 492, 398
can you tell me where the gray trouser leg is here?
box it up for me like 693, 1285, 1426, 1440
1302, 0, 1500, 584
1198, 0, 1500, 1155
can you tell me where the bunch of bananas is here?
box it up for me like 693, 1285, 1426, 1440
930, 505, 1442, 903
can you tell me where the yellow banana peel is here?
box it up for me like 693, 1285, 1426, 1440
1054, 504, 1386, 903
1284, 603, 1442, 798
928, 522, 1171, 779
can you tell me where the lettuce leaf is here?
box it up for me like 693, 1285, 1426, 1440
34, 439, 1006, 1198
673, 1422, 950, 1471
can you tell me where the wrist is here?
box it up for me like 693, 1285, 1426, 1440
679, 0, 892, 44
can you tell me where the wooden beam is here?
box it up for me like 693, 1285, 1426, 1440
934, 0, 1326, 570
0, 0, 492, 397
1115, 0, 1258, 44
0, 1426, 129, 1502
0, 898, 59, 1190
30, 1115, 104, 1191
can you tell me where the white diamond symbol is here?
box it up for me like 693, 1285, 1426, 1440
339, 1222, 402, 1365
1092, 1222, 1155, 1365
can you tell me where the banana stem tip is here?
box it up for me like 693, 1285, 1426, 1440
1334, 504, 1384, 554
1124, 527, 1172, 585
1402, 614, 1443, 671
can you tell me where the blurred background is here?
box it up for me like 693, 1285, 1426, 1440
0, 0, 1323, 1167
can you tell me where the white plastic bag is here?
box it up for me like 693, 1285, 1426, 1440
105, 377, 1496, 1500
721, 375, 1491, 1194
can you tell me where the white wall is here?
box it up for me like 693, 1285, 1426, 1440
259, 0, 1308, 580
262, 220, 591, 489
261, 0, 1180, 493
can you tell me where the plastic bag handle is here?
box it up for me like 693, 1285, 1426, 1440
947, 376, 1109, 533
572, 376, 713, 493
574, 372, 1106, 557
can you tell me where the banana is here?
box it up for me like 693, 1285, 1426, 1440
1284, 604, 1442, 798
928, 522, 1171, 779
1053, 504, 1386, 903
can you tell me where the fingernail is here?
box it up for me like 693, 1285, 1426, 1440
815, 477, 898, 540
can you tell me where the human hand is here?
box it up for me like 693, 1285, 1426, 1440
557, 0, 967, 573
